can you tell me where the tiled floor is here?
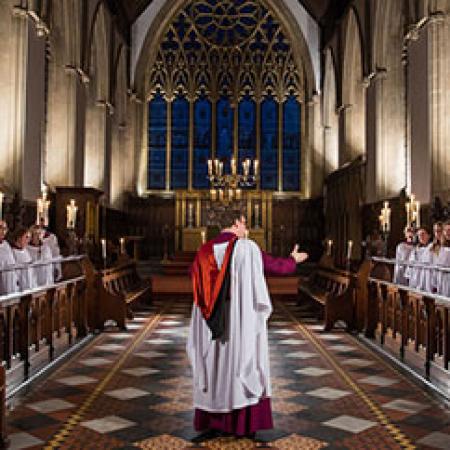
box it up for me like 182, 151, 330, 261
5, 300, 450, 449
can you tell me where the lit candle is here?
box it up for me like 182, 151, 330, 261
0, 191, 3, 221
208, 159, 213, 176
231, 158, 236, 175
214, 159, 219, 174
236, 189, 241, 200
219, 162, 223, 176
210, 189, 217, 201
201, 230, 206, 244
244, 229, 249, 239
120, 237, 125, 254
405, 202, 411, 227
416, 201, 421, 227
219, 189, 224, 202
101, 238, 107, 260
228, 188, 233, 201
327, 239, 333, 256
254, 159, 259, 176
347, 240, 353, 260
66, 199, 78, 229
243, 159, 250, 177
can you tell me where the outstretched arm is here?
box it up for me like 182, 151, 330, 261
262, 245, 308, 275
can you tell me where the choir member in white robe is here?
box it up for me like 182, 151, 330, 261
28, 226, 54, 287
407, 228, 430, 290
393, 227, 414, 285
0, 220, 19, 295
436, 222, 450, 297
42, 228, 62, 280
418, 222, 443, 292
11, 227, 37, 291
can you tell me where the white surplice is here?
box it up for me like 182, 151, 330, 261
417, 244, 441, 293
42, 233, 62, 280
436, 247, 450, 297
0, 241, 19, 295
27, 244, 54, 287
12, 247, 37, 291
393, 242, 414, 285
187, 238, 272, 413
407, 246, 429, 290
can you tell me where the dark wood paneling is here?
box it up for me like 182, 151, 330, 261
272, 197, 324, 260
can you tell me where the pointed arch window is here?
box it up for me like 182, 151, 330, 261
171, 95, 189, 189
260, 96, 278, 190
283, 95, 301, 191
238, 96, 256, 163
148, 93, 167, 189
193, 97, 212, 189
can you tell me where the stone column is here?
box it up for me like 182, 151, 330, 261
306, 94, 323, 198
407, 11, 450, 202
0, 2, 45, 200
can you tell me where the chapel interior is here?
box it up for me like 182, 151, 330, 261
0, 0, 449, 449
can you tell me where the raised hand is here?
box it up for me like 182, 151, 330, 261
290, 244, 309, 264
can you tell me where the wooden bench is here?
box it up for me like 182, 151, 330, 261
299, 267, 354, 331
97, 262, 150, 330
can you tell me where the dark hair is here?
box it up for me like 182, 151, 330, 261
216, 210, 244, 230
11, 227, 29, 243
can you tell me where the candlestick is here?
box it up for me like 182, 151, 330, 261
228, 188, 233, 201
219, 189, 224, 202
347, 240, 353, 260
66, 199, 78, 229
405, 203, 411, 227
187, 202, 194, 227
231, 158, 236, 175
416, 201, 421, 228
236, 189, 241, 200
101, 239, 107, 260
254, 203, 260, 228
244, 229, 249, 239
210, 189, 217, 201
120, 237, 125, 254
201, 230, 206, 244
0, 191, 3, 221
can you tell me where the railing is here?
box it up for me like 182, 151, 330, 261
367, 258, 449, 398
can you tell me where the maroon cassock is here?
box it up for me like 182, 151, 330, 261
192, 231, 296, 436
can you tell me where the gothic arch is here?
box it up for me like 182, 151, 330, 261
133, 0, 317, 100
322, 48, 338, 174
342, 7, 365, 164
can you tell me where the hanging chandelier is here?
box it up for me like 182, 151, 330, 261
207, 157, 259, 202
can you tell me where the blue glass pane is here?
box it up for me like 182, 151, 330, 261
261, 97, 278, 190
283, 95, 300, 191
193, 97, 212, 189
238, 96, 256, 164
148, 94, 167, 189
171, 96, 189, 189
216, 97, 233, 173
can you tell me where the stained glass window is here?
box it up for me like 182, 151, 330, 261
216, 97, 234, 173
283, 95, 300, 191
148, 93, 167, 189
261, 96, 278, 190
146, 1, 303, 193
238, 96, 256, 164
171, 96, 189, 189
193, 97, 212, 189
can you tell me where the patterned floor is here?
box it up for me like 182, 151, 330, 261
5, 300, 450, 449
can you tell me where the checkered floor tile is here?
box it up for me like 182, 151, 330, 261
4, 299, 449, 449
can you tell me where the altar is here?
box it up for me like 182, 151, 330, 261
176, 192, 272, 252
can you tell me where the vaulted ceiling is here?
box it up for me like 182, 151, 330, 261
107, 0, 350, 28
